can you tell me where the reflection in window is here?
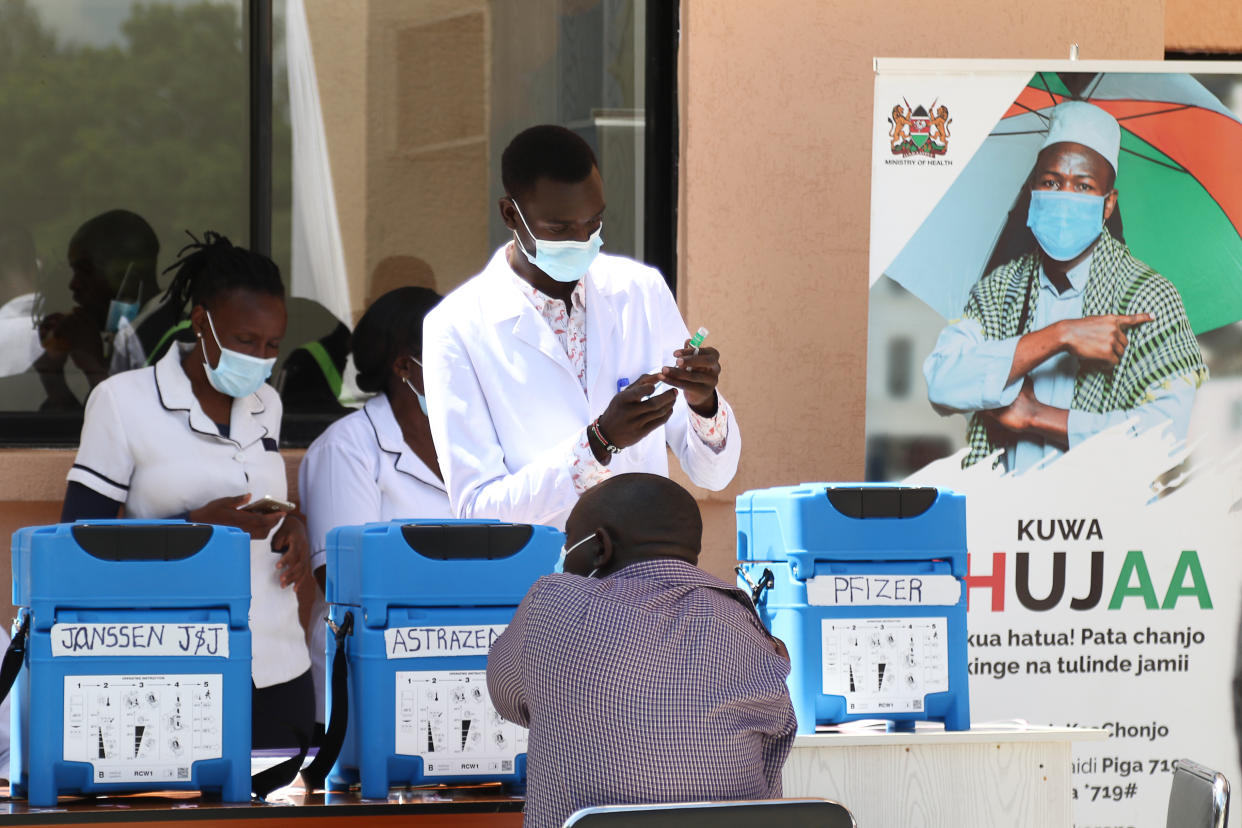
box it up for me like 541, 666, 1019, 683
279, 0, 655, 444
488, 1, 648, 265
887, 336, 913, 399
0, 0, 661, 446
0, 0, 249, 419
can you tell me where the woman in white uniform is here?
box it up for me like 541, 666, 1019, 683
61, 232, 314, 750
299, 286, 450, 733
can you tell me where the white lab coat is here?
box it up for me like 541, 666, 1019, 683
422, 246, 741, 529
298, 391, 451, 721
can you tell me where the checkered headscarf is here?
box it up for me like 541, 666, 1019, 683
961, 231, 1207, 469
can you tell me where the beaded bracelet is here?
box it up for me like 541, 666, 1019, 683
590, 419, 621, 455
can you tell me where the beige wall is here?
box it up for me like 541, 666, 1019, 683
1167, 0, 1242, 52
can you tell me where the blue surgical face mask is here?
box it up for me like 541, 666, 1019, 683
105, 262, 141, 333
201, 310, 276, 398
554, 531, 599, 574
105, 298, 140, 333
511, 199, 603, 283
402, 355, 428, 416
1026, 190, 1106, 262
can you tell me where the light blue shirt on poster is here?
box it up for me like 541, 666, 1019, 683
923, 251, 1195, 473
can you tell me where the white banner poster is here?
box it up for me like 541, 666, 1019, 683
867, 59, 1242, 828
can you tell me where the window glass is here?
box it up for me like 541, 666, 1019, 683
276, 0, 653, 444
0, 0, 659, 445
0, 0, 248, 437
886, 337, 913, 399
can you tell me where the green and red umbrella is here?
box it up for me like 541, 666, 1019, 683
885, 71, 1242, 334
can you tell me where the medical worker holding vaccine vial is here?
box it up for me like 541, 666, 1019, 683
60, 232, 314, 752
422, 125, 740, 530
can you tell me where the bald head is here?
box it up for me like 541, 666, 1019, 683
562, 473, 702, 576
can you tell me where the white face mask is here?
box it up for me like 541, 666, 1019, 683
553, 531, 599, 575
510, 199, 603, 283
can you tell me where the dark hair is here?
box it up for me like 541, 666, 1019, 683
501, 125, 598, 201
162, 231, 284, 320
69, 209, 160, 297
353, 286, 443, 394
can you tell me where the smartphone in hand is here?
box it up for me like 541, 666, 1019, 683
238, 495, 295, 515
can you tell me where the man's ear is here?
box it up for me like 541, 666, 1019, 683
498, 196, 518, 232
1103, 188, 1118, 222
591, 527, 615, 572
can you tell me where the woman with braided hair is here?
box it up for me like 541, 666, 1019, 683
60, 231, 315, 751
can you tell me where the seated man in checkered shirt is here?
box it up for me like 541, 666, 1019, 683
487, 473, 796, 828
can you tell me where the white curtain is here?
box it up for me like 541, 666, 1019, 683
287, 0, 351, 325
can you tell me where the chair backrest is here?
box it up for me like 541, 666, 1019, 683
562, 798, 857, 828
1166, 758, 1230, 828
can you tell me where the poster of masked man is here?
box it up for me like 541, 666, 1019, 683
867, 61, 1242, 828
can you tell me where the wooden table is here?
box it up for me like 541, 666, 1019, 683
782, 724, 1107, 827
0, 784, 525, 826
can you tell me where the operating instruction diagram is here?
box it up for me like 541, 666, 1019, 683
395, 669, 527, 777
821, 618, 949, 713
63, 673, 223, 783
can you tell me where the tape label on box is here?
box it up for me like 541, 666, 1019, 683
807, 574, 961, 606
385, 625, 507, 659
52, 624, 229, 658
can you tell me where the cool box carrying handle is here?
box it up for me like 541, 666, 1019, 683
0, 613, 30, 706
297, 610, 353, 793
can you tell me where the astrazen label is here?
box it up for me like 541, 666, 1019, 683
384, 625, 507, 659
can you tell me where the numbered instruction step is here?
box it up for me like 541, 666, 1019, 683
395, 669, 527, 777
821, 618, 949, 713
63, 674, 223, 784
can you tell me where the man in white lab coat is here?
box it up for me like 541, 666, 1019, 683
423, 125, 740, 529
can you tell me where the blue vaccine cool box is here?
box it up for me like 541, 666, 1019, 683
325, 520, 561, 799
11, 520, 252, 806
736, 484, 969, 733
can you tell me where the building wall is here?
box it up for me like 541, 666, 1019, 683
0, 0, 1236, 616
1167, 0, 1242, 52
